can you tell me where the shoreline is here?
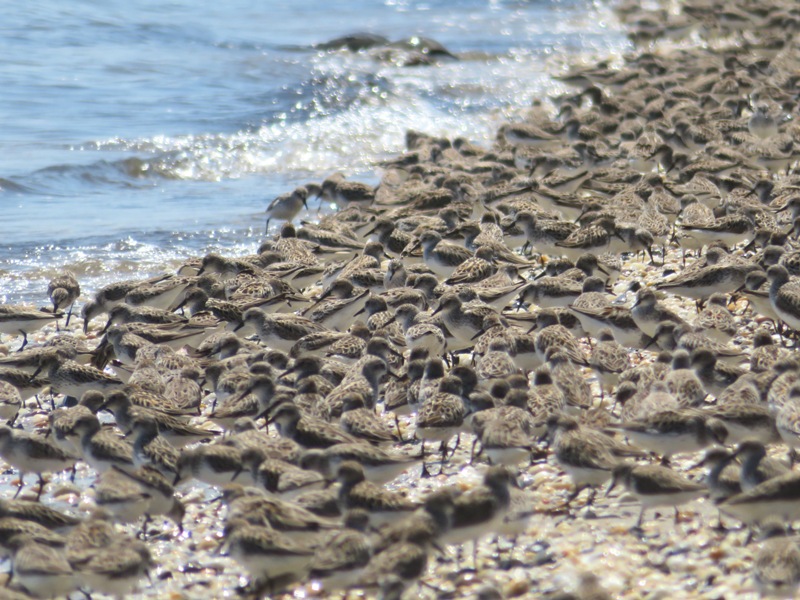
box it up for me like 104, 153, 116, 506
1, 0, 799, 598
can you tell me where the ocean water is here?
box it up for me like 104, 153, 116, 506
0, 0, 629, 305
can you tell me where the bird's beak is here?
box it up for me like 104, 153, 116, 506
174, 296, 189, 313
213, 539, 227, 556
231, 385, 254, 405
277, 366, 297, 381
257, 405, 276, 423
687, 458, 706, 470
402, 241, 421, 256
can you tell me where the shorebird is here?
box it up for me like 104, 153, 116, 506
220, 483, 338, 542
0, 426, 75, 500
606, 463, 706, 529
319, 173, 375, 209
431, 293, 492, 352
631, 288, 689, 338
589, 328, 631, 397
695, 292, 737, 343
568, 304, 647, 348
69, 413, 135, 474
613, 401, 725, 454
31, 354, 122, 398
393, 304, 446, 358
47, 272, 80, 328
544, 415, 622, 509
7, 536, 79, 599
307, 509, 372, 592
664, 350, 707, 408
720, 471, 800, 526
678, 211, 756, 251
532, 309, 588, 367
356, 520, 437, 596
175, 443, 243, 487
657, 262, 756, 305
555, 217, 622, 261
81, 538, 154, 598
80, 275, 171, 334
265, 186, 311, 232
0, 381, 21, 426
415, 375, 466, 477
130, 417, 180, 478
238, 308, 326, 352
501, 122, 560, 148
408, 230, 472, 278
0, 306, 62, 351
767, 265, 800, 333
223, 518, 315, 593
268, 401, 360, 449
0, 498, 80, 532
694, 447, 741, 508
441, 466, 515, 548
753, 522, 800, 598
511, 211, 577, 257
517, 276, 583, 310
336, 461, 419, 527
302, 280, 370, 332
734, 440, 789, 492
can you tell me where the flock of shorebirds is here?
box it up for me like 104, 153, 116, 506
4, 0, 800, 598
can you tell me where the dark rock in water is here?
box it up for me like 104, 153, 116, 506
388, 36, 457, 58
367, 35, 458, 67
314, 33, 390, 52
399, 53, 441, 67
368, 48, 440, 67
313, 33, 455, 66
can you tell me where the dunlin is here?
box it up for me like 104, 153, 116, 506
607, 463, 706, 529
